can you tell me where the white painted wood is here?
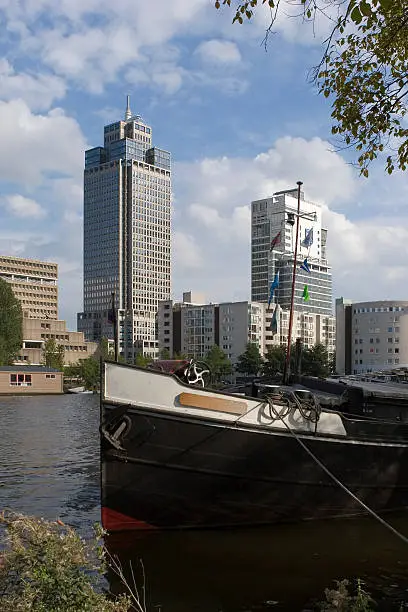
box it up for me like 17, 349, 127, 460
104, 362, 347, 437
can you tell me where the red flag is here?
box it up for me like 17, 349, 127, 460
270, 231, 281, 251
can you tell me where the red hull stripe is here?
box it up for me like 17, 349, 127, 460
101, 507, 157, 532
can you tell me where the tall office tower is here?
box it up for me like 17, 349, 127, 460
251, 188, 332, 316
78, 97, 171, 359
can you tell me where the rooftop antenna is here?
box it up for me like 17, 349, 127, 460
125, 95, 132, 121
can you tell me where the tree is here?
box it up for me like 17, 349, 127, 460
42, 338, 65, 371
214, 0, 408, 175
236, 342, 263, 376
96, 336, 114, 361
302, 343, 330, 378
0, 278, 22, 365
78, 357, 100, 390
159, 347, 171, 359
262, 345, 286, 378
204, 345, 233, 383
134, 353, 153, 368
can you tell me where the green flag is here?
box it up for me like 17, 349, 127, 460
302, 284, 309, 301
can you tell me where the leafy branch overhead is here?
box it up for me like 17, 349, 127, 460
214, 0, 408, 175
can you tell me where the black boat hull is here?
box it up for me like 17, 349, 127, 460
101, 403, 408, 531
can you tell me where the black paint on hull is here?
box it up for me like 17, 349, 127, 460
101, 404, 408, 531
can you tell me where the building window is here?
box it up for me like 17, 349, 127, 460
388, 337, 393, 343
10, 373, 32, 387
45, 374, 56, 379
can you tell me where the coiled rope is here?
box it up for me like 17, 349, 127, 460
265, 394, 408, 547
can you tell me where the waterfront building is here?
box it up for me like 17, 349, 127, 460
336, 298, 408, 374
0, 366, 63, 395
0, 254, 58, 319
158, 292, 335, 365
157, 292, 264, 366
251, 188, 332, 316
78, 96, 171, 360
264, 306, 335, 355
15, 318, 97, 367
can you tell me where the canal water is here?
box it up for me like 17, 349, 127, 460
1, 394, 408, 611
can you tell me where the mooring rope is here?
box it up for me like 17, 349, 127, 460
266, 394, 408, 546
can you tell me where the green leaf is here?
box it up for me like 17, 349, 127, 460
350, 6, 362, 24
359, 2, 372, 17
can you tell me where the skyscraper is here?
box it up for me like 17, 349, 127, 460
78, 97, 171, 359
251, 188, 332, 316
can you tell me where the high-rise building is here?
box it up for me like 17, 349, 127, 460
0, 254, 58, 319
251, 189, 332, 316
78, 96, 171, 359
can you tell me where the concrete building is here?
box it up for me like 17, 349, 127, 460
336, 298, 408, 374
264, 306, 335, 355
0, 366, 63, 395
78, 96, 171, 360
251, 188, 332, 316
158, 292, 335, 366
0, 254, 58, 319
158, 292, 265, 365
15, 318, 97, 366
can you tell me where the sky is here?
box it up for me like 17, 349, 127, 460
0, 0, 407, 329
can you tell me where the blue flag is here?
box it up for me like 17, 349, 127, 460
302, 227, 313, 248
268, 272, 279, 307
300, 258, 311, 273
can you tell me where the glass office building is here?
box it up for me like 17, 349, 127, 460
251, 189, 332, 317
78, 97, 171, 359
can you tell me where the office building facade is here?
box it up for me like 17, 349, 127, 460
78, 97, 171, 359
251, 189, 332, 316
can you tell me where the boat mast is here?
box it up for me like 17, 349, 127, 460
282, 181, 303, 385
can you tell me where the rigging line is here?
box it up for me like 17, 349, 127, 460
266, 395, 408, 547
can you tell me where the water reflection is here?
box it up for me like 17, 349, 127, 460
106, 513, 408, 611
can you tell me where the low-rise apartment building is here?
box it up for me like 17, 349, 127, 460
158, 291, 335, 365
336, 298, 408, 374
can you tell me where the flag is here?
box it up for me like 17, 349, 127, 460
268, 272, 279, 307
270, 306, 278, 336
300, 258, 311, 273
270, 231, 281, 251
107, 292, 116, 325
302, 227, 313, 248
302, 285, 310, 301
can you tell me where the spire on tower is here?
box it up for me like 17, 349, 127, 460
125, 95, 132, 121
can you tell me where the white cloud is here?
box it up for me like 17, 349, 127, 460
195, 39, 241, 64
0, 99, 86, 186
2, 194, 47, 218
173, 231, 203, 270
0, 59, 66, 110
173, 137, 408, 306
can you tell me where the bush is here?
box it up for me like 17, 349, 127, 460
0, 512, 138, 611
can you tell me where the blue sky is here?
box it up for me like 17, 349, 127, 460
0, 0, 407, 328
